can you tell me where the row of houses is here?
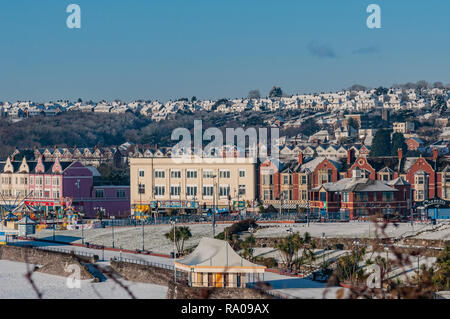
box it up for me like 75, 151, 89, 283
129, 148, 450, 220
0, 157, 129, 218
260, 148, 450, 219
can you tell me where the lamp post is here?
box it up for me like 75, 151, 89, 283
279, 193, 284, 221
53, 212, 56, 241
170, 219, 177, 282
321, 232, 326, 273
212, 174, 217, 238
248, 226, 254, 261
353, 238, 360, 285
142, 216, 145, 251
111, 215, 115, 248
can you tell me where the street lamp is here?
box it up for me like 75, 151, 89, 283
279, 193, 284, 221
170, 219, 177, 282
111, 215, 115, 248
248, 226, 254, 261
353, 238, 360, 285
321, 232, 326, 273
142, 216, 145, 251
211, 174, 217, 238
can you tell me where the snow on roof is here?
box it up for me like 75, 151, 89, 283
314, 178, 398, 192
175, 237, 265, 271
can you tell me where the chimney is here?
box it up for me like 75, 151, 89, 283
432, 148, 438, 161
398, 148, 403, 161
347, 148, 354, 165
298, 152, 304, 165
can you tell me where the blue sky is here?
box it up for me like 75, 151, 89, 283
0, 0, 449, 102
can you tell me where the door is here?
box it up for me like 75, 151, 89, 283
214, 273, 223, 287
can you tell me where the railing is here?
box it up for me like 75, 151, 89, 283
33, 246, 96, 258
112, 256, 174, 271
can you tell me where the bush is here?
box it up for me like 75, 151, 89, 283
215, 218, 258, 240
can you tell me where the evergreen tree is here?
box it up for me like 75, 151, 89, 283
370, 129, 391, 156
391, 132, 407, 156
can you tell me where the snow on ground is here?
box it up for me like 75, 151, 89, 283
254, 221, 450, 240
249, 271, 350, 299
0, 260, 167, 299
30, 221, 449, 256
361, 251, 436, 282
33, 223, 228, 254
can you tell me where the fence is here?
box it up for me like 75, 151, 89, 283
100, 212, 335, 228
33, 245, 96, 259
112, 256, 174, 271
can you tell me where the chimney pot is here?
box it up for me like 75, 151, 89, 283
398, 148, 403, 161
298, 152, 304, 165
432, 148, 438, 161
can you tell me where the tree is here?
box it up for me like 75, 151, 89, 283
164, 226, 192, 253
391, 132, 407, 156
370, 129, 392, 157
269, 86, 283, 98
348, 84, 367, 92
248, 90, 261, 99
191, 96, 197, 102
347, 118, 359, 130
374, 87, 388, 96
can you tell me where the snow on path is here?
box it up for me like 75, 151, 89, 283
33, 223, 228, 254
0, 260, 167, 299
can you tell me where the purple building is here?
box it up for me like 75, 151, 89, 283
62, 162, 130, 218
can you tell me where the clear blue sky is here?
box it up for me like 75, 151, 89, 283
0, 0, 449, 102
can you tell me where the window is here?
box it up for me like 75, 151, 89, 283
170, 170, 181, 179
45, 177, 51, 185
415, 190, 425, 201
53, 190, 60, 198
187, 170, 198, 179
219, 185, 230, 197
319, 192, 326, 202
117, 189, 126, 198
154, 186, 165, 196
356, 192, 368, 201
96, 189, 104, 198
263, 189, 273, 200
239, 170, 245, 178
238, 184, 246, 196
283, 175, 290, 185
30, 177, 34, 185
263, 174, 273, 185
342, 192, 349, 202
202, 170, 214, 178
138, 183, 145, 194
301, 175, 307, 185
282, 190, 291, 200
170, 185, 181, 196
301, 190, 307, 200
155, 170, 165, 179
202, 186, 214, 196
138, 169, 145, 177
382, 192, 393, 201
415, 175, 425, 185
219, 170, 230, 179
186, 186, 197, 196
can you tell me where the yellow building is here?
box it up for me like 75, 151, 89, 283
129, 155, 257, 214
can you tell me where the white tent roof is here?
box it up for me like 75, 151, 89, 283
175, 237, 265, 272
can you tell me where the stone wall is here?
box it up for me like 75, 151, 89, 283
109, 260, 172, 286
0, 245, 94, 279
